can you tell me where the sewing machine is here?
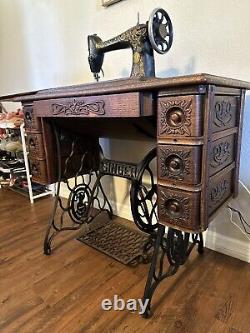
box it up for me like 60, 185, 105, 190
88, 8, 173, 80
1, 7, 250, 318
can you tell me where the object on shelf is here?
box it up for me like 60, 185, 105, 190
5, 139, 22, 153
0, 178, 10, 186
0, 161, 11, 173
0, 108, 24, 129
0, 121, 54, 202
11, 181, 48, 197
0, 128, 23, 153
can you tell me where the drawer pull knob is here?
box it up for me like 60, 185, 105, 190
165, 154, 183, 175
167, 107, 185, 128
29, 138, 35, 149
31, 164, 38, 174
25, 112, 32, 122
165, 199, 183, 218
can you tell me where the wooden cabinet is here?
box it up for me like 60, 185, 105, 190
2, 74, 249, 232
157, 85, 245, 232
157, 95, 204, 138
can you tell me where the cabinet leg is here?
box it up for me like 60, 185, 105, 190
141, 225, 203, 318
43, 124, 113, 255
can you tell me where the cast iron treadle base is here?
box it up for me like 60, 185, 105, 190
77, 220, 154, 266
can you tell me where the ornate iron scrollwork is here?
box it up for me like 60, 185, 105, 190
142, 225, 204, 318
43, 124, 113, 255
43, 123, 205, 319
130, 148, 158, 234
44, 128, 158, 254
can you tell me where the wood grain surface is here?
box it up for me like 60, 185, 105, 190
1, 73, 250, 102
0, 189, 250, 333
34, 92, 153, 118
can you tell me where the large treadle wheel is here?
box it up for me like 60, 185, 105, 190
130, 148, 158, 234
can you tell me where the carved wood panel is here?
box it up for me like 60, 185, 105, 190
158, 185, 200, 231
23, 105, 42, 132
33, 92, 153, 118
29, 159, 48, 184
158, 144, 201, 184
208, 169, 233, 215
212, 95, 239, 133
26, 133, 45, 159
157, 95, 203, 138
209, 134, 235, 176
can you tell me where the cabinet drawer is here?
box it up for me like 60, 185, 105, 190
30, 159, 48, 184
26, 133, 45, 159
158, 144, 201, 185
212, 95, 239, 133
23, 106, 42, 132
34, 92, 153, 118
209, 134, 236, 176
158, 185, 200, 231
208, 168, 234, 216
157, 95, 203, 138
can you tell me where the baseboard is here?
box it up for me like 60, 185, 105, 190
60, 185, 250, 263
204, 230, 250, 263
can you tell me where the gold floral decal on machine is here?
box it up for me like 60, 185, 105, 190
159, 99, 192, 136
51, 98, 105, 116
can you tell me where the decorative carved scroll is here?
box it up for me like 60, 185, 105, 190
213, 100, 232, 127
209, 179, 229, 204
210, 141, 231, 168
159, 98, 192, 136
51, 98, 105, 116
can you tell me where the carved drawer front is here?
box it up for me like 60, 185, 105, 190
212, 95, 239, 133
23, 106, 42, 132
157, 95, 203, 138
158, 185, 200, 231
33, 92, 153, 118
26, 133, 45, 159
209, 134, 235, 176
158, 144, 201, 185
30, 159, 48, 184
208, 169, 234, 216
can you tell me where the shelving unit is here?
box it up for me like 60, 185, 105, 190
0, 112, 55, 203
19, 123, 55, 203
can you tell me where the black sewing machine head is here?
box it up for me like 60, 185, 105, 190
88, 8, 173, 81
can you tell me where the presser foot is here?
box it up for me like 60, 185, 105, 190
141, 224, 204, 318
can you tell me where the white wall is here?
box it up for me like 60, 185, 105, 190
0, 0, 250, 260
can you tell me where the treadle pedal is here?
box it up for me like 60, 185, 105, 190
77, 220, 152, 266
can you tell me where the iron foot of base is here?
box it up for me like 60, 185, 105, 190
141, 225, 204, 318
142, 307, 151, 319
44, 245, 52, 256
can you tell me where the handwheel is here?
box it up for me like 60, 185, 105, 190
148, 8, 173, 54
130, 148, 158, 234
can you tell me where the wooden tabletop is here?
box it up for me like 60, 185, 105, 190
1, 73, 250, 102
